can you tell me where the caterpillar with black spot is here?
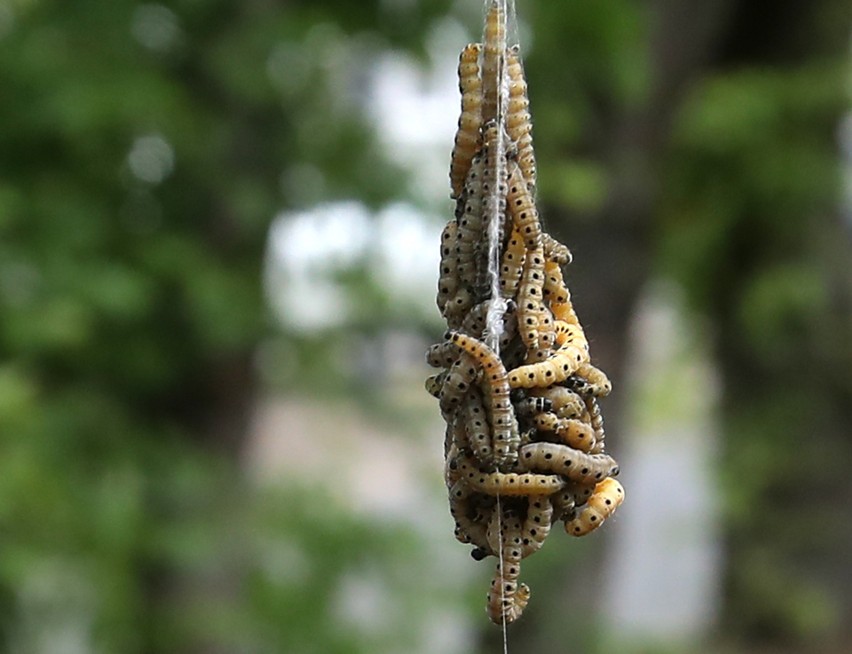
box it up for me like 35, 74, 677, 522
517, 245, 546, 351
543, 259, 570, 305
518, 442, 619, 485
436, 221, 460, 313
448, 332, 519, 467
481, 0, 504, 125
532, 413, 597, 452
439, 353, 478, 415
465, 385, 494, 464
448, 479, 491, 550
454, 453, 565, 496
570, 362, 612, 397
424, 371, 447, 399
425, 340, 460, 369
506, 161, 541, 249
506, 46, 536, 191
508, 345, 588, 389
455, 156, 484, 292
486, 508, 530, 624
542, 233, 572, 266
564, 477, 624, 537
450, 43, 483, 199
535, 385, 585, 420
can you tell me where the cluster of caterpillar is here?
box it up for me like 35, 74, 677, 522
427, 1, 623, 627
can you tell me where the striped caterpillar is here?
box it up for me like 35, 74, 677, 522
564, 478, 624, 537
450, 43, 483, 199
448, 332, 519, 467
518, 442, 619, 485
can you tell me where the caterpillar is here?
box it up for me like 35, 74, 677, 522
486, 508, 529, 625
521, 495, 553, 557
500, 228, 526, 299
450, 43, 483, 199
425, 341, 460, 369
439, 353, 478, 415
508, 346, 588, 389
448, 332, 519, 467
453, 453, 565, 496
517, 245, 546, 350
455, 156, 485, 291
564, 478, 624, 537
477, 121, 510, 296
535, 385, 585, 419
506, 45, 536, 190
481, 0, 505, 125
444, 287, 474, 329
437, 221, 460, 313
518, 442, 619, 485
448, 479, 491, 550
542, 233, 572, 266
532, 413, 596, 452
424, 371, 447, 399
570, 362, 612, 397
506, 161, 542, 250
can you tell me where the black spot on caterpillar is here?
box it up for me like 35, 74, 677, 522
518, 442, 619, 485
450, 43, 483, 199
565, 478, 624, 537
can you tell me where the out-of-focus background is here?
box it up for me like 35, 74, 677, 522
1, 0, 851, 652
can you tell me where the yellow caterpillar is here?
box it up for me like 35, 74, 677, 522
454, 453, 564, 496
564, 478, 624, 537
448, 332, 519, 467
506, 161, 541, 249
533, 413, 597, 452
508, 345, 588, 389
518, 442, 619, 485
450, 43, 483, 199
571, 362, 612, 397
534, 385, 585, 419
543, 259, 569, 304
500, 228, 526, 299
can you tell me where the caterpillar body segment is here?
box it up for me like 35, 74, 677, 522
439, 354, 478, 414
450, 43, 484, 199
543, 259, 570, 305
564, 478, 624, 537
521, 495, 553, 557
500, 228, 526, 299
506, 162, 542, 250
437, 221, 460, 312
518, 442, 619, 485
542, 233, 573, 265
481, 0, 505, 125
425, 341, 460, 369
